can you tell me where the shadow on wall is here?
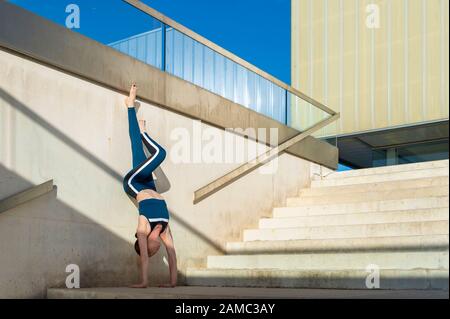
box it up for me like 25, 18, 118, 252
0, 86, 225, 256
0, 83, 235, 297
0, 164, 148, 298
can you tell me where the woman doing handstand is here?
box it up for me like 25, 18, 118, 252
123, 83, 177, 288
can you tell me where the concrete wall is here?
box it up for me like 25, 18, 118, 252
292, 0, 450, 136
0, 48, 318, 298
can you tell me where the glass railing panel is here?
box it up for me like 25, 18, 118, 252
313, 113, 339, 148
320, 118, 339, 147
165, 27, 287, 124
288, 91, 339, 147
287, 92, 332, 132
109, 27, 162, 69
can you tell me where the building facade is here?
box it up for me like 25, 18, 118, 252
292, 0, 449, 168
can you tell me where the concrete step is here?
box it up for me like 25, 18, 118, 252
312, 167, 449, 188
0, 180, 54, 214
260, 208, 449, 229
322, 160, 449, 180
243, 220, 449, 241
185, 268, 449, 291
206, 251, 449, 271
300, 176, 449, 197
276, 197, 449, 217
288, 186, 449, 206
47, 285, 450, 299
226, 235, 449, 254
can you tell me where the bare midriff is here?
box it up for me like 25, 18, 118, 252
136, 189, 164, 203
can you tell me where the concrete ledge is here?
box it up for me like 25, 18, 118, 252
243, 220, 449, 241
289, 186, 449, 206
47, 285, 450, 299
225, 235, 450, 254
206, 251, 449, 270
325, 160, 449, 179
278, 197, 450, 216
185, 269, 450, 291
0, 180, 54, 214
259, 208, 449, 229
0, 2, 338, 169
313, 167, 449, 187
299, 176, 450, 196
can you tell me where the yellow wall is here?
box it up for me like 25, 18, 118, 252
292, 0, 449, 136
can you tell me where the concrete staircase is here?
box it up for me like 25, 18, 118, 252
186, 160, 450, 290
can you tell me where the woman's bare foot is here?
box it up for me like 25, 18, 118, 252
125, 83, 137, 108
138, 120, 146, 133
129, 282, 148, 289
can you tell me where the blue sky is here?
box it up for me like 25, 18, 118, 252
8, 0, 291, 84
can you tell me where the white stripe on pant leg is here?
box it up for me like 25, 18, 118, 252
148, 218, 169, 223
128, 134, 161, 195
142, 132, 163, 155
128, 178, 139, 196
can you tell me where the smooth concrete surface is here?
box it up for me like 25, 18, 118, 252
0, 2, 338, 170
278, 197, 449, 216
0, 187, 139, 298
323, 160, 449, 180
311, 167, 449, 187
225, 235, 450, 254
289, 186, 449, 206
299, 176, 449, 196
206, 251, 449, 270
186, 160, 449, 291
259, 208, 449, 229
47, 285, 450, 299
186, 268, 449, 290
243, 221, 449, 241
0, 48, 319, 297
0, 179, 53, 214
